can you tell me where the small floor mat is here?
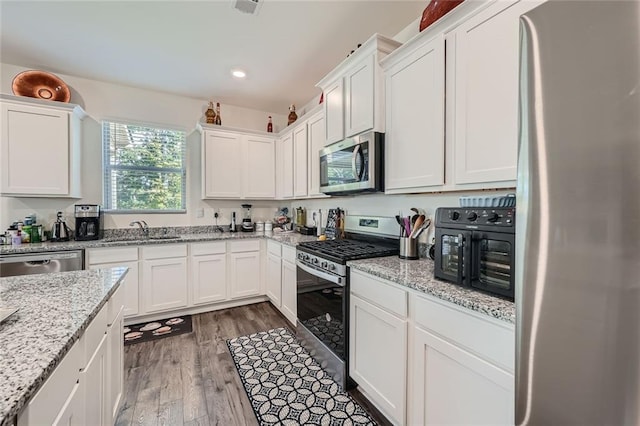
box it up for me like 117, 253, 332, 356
227, 327, 376, 425
124, 314, 192, 345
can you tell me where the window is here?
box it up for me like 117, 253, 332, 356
103, 120, 186, 213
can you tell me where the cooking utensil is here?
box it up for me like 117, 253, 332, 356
413, 218, 432, 239
403, 217, 411, 237
410, 215, 425, 238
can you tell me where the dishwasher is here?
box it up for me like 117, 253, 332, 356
0, 250, 84, 277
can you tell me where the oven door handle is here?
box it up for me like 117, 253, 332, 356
456, 233, 466, 285
296, 260, 345, 286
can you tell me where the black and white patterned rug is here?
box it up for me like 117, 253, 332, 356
227, 327, 376, 425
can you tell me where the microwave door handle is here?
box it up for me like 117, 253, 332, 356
351, 144, 364, 181
457, 233, 465, 285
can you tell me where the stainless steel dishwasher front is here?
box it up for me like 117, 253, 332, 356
0, 250, 84, 277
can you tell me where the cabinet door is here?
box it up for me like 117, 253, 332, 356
1, 103, 70, 195
350, 294, 407, 424
345, 55, 375, 137
385, 34, 445, 192
84, 333, 108, 426
293, 123, 308, 198
107, 307, 124, 424
409, 326, 514, 425
280, 259, 297, 326
89, 261, 139, 317
452, 0, 540, 185
266, 253, 282, 307
52, 380, 85, 426
307, 112, 328, 197
202, 130, 242, 198
229, 251, 261, 299
324, 78, 345, 144
281, 132, 294, 198
244, 134, 275, 198
142, 257, 188, 313
190, 253, 227, 305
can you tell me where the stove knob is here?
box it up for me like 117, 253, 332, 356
449, 211, 460, 221
328, 264, 336, 271
297, 253, 303, 260
467, 212, 478, 221
488, 212, 500, 223
311, 258, 319, 264
303, 254, 310, 261
321, 261, 328, 269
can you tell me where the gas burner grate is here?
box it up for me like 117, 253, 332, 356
298, 239, 398, 262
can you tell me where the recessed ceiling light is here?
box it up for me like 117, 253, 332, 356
232, 69, 247, 79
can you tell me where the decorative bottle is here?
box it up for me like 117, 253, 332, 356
215, 102, 222, 125
288, 104, 297, 126
205, 101, 216, 124
267, 116, 273, 133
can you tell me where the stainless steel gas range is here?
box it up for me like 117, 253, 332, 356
295, 215, 399, 389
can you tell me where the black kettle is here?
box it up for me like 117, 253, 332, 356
51, 211, 72, 242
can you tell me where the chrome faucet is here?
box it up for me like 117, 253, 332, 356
129, 220, 149, 238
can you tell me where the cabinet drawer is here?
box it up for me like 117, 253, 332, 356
81, 303, 108, 369
267, 240, 281, 257
229, 239, 260, 253
282, 245, 296, 262
351, 270, 407, 318
87, 247, 138, 264
142, 244, 187, 260
411, 294, 515, 372
190, 241, 226, 256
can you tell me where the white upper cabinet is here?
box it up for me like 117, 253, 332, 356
317, 34, 401, 145
0, 94, 85, 197
244, 134, 275, 199
292, 122, 308, 198
383, 33, 446, 194
306, 111, 328, 198
201, 129, 242, 198
200, 125, 275, 199
280, 131, 294, 199
450, 0, 542, 186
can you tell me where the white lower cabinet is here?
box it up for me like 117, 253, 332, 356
18, 285, 123, 426
83, 333, 108, 426
280, 246, 297, 325
142, 245, 188, 313
229, 240, 262, 299
348, 269, 515, 426
86, 247, 140, 318
349, 271, 407, 425
190, 242, 227, 305
410, 326, 514, 426
266, 252, 282, 307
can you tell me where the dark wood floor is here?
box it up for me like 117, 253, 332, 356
116, 302, 390, 426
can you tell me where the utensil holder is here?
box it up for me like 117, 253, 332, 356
399, 237, 418, 260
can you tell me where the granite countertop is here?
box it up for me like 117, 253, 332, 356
0, 267, 128, 426
0, 230, 318, 255
348, 256, 515, 324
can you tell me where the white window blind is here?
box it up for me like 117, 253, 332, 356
103, 120, 186, 212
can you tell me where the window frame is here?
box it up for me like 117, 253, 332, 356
102, 119, 187, 214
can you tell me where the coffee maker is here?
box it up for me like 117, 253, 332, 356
74, 204, 104, 240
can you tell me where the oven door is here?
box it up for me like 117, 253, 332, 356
296, 260, 347, 360
434, 228, 472, 285
470, 230, 515, 299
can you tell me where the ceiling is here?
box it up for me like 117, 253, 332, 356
0, 0, 426, 112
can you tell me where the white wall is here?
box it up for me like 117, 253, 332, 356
0, 62, 287, 230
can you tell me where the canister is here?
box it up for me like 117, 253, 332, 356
399, 237, 418, 260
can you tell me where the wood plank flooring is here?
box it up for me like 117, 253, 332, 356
116, 302, 390, 426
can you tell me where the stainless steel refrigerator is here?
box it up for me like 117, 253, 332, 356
516, 1, 640, 424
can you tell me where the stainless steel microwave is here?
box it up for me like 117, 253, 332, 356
319, 131, 384, 195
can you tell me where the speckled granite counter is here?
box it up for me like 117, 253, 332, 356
0, 267, 128, 426
348, 256, 515, 324
0, 230, 317, 255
